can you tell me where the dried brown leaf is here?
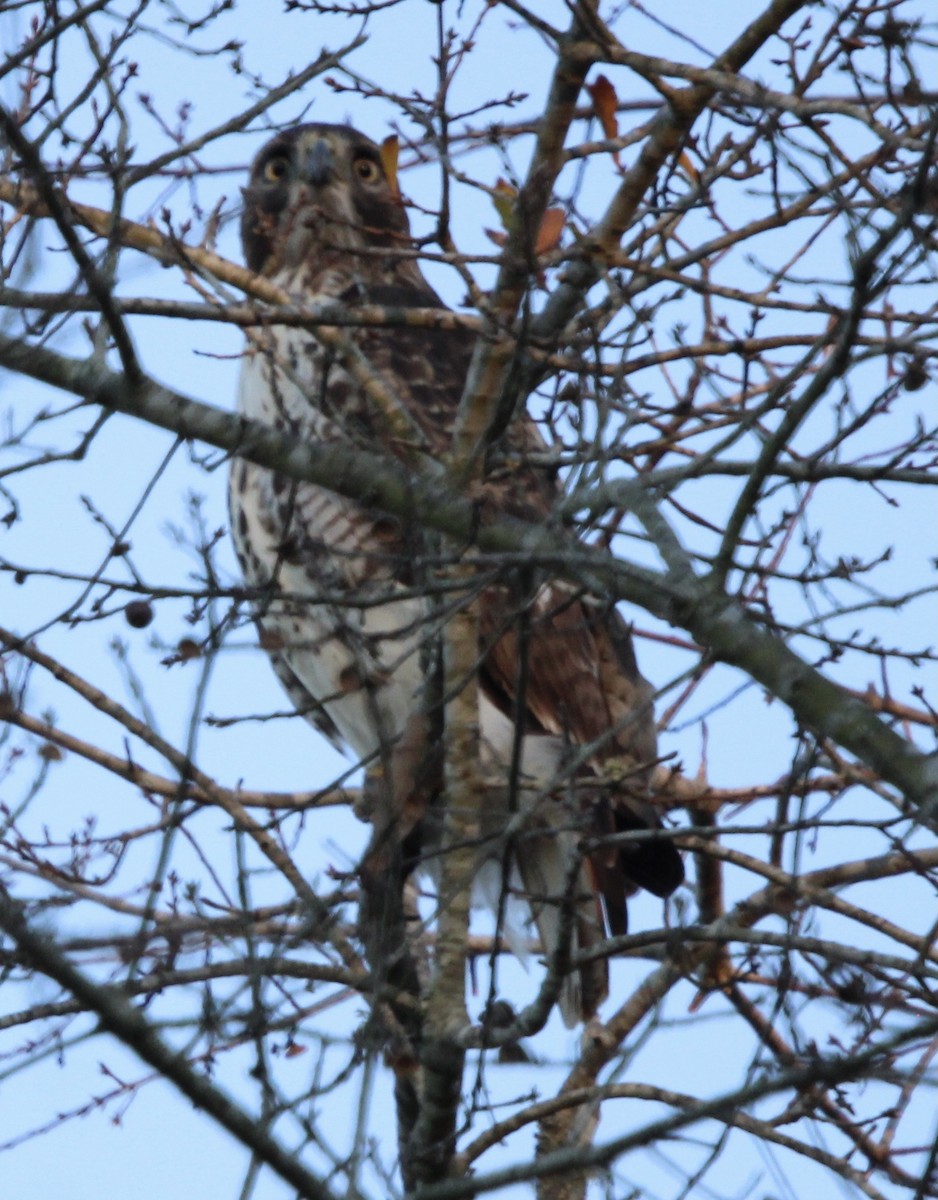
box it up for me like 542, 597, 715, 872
677, 149, 700, 184
587, 74, 619, 141
534, 207, 565, 256
492, 177, 516, 227
380, 135, 400, 199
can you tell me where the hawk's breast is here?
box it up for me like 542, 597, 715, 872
230, 324, 428, 764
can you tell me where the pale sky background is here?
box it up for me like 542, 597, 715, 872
0, 2, 935, 1197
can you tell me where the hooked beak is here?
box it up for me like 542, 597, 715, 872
302, 139, 334, 187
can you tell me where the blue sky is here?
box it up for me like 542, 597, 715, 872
1, 2, 935, 1197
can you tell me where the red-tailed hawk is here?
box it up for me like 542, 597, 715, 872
230, 123, 683, 1025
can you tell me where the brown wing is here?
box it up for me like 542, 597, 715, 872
480, 580, 683, 917
353, 281, 685, 928
339, 281, 476, 460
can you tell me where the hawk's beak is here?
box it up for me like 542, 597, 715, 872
302, 140, 334, 187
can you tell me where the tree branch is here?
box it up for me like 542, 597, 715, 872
0, 885, 341, 1200
0, 334, 933, 817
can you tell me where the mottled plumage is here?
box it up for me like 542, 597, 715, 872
230, 123, 683, 1024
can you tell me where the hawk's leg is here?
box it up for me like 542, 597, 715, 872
358, 709, 443, 988
358, 710, 443, 1191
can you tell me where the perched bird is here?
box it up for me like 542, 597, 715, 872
229, 122, 683, 1025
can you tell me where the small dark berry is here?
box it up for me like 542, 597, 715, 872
125, 600, 154, 629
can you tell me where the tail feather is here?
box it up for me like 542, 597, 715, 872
515, 833, 608, 1028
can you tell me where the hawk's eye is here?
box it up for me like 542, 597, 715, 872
263, 155, 289, 183
354, 156, 380, 183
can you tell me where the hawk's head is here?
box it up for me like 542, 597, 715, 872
241, 123, 410, 277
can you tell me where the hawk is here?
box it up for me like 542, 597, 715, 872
230, 123, 683, 1025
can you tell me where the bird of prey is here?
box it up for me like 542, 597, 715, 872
229, 122, 683, 1025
